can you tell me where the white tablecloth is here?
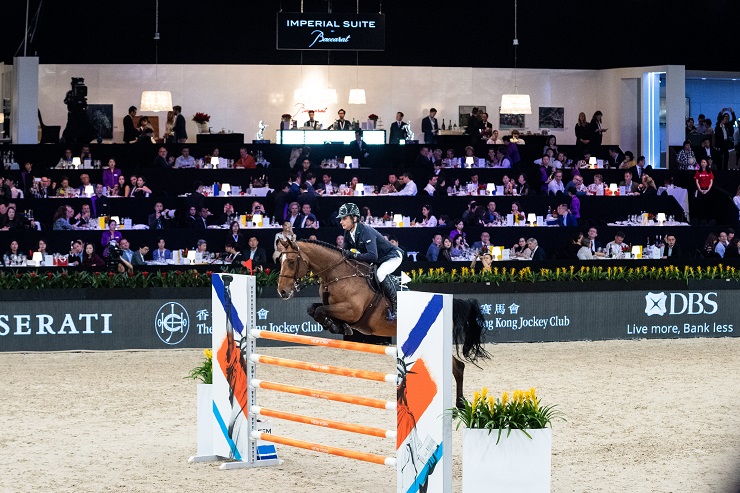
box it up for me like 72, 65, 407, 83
659, 186, 689, 215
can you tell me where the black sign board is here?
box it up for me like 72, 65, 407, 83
277, 12, 385, 51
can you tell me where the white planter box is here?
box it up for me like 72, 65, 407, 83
196, 383, 213, 456
463, 428, 551, 493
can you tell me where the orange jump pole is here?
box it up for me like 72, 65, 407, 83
251, 431, 397, 467
249, 354, 396, 383
250, 329, 397, 356
251, 379, 395, 410
251, 405, 396, 440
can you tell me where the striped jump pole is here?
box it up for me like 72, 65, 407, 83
252, 405, 396, 439
249, 353, 397, 383
250, 329, 397, 356
251, 379, 396, 410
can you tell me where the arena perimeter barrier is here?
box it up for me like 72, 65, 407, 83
191, 274, 452, 492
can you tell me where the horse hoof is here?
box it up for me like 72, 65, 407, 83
343, 325, 354, 336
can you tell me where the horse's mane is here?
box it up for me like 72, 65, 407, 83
297, 238, 344, 253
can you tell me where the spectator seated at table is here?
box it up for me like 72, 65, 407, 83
53, 204, 77, 230
472, 232, 492, 253
662, 233, 683, 259
422, 175, 438, 196
483, 201, 501, 225
547, 170, 565, 195
586, 227, 606, 257
565, 175, 587, 197
316, 173, 339, 196
413, 146, 433, 171
131, 176, 152, 198
299, 204, 318, 228
441, 148, 457, 167
152, 238, 173, 262
607, 147, 625, 168
419, 204, 437, 227
119, 238, 134, 263
425, 234, 442, 261
174, 147, 196, 168
586, 174, 606, 195
388, 172, 417, 196
154, 147, 173, 168
501, 174, 515, 195
56, 177, 71, 197
451, 234, 469, 258
1, 206, 37, 231
81, 243, 105, 268
510, 201, 526, 224
638, 174, 657, 195
556, 203, 578, 227
101, 219, 123, 251
72, 203, 93, 228
510, 237, 531, 259
193, 206, 212, 230
131, 243, 149, 266
148, 202, 173, 230
715, 231, 730, 258
606, 231, 630, 258
577, 237, 594, 260
234, 147, 256, 169
224, 241, 246, 265
246, 236, 267, 269
462, 200, 479, 227
527, 238, 546, 261
449, 219, 466, 243
619, 171, 640, 195
437, 237, 453, 262
380, 173, 403, 194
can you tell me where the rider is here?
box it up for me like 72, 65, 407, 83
337, 202, 404, 321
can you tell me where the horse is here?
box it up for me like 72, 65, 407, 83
276, 237, 490, 406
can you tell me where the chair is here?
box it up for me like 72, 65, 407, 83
38, 109, 61, 144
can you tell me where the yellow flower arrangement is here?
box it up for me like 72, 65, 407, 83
185, 348, 213, 384
451, 387, 563, 444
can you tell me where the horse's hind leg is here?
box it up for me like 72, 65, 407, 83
307, 303, 322, 318
309, 304, 350, 334
452, 357, 466, 410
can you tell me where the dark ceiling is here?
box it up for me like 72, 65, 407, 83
3, 1, 738, 72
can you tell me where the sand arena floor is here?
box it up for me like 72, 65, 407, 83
2, 337, 740, 493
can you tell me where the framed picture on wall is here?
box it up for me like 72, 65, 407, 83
499, 113, 525, 129
86, 104, 114, 140
538, 107, 564, 129
458, 105, 486, 129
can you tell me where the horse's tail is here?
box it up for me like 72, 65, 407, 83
452, 298, 491, 365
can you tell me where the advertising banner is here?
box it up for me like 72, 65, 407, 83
2, 287, 736, 352
277, 13, 385, 51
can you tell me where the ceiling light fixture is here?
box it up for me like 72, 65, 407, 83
500, 0, 531, 115
140, 0, 172, 112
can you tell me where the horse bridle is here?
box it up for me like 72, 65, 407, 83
279, 243, 368, 293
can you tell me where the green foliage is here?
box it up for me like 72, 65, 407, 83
185, 349, 213, 384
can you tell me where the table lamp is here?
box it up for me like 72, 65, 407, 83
252, 213, 263, 227
186, 250, 196, 264
465, 156, 475, 168
631, 245, 642, 259
527, 213, 537, 226
221, 183, 231, 196
110, 216, 120, 225
210, 156, 219, 169
393, 214, 403, 227
588, 157, 597, 168
72, 157, 81, 169
31, 251, 43, 266
491, 246, 502, 260
344, 156, 353, 168
609, 183, 618, 194
486, 183, 496, 195
84, 185, 94, 197
355, 183, 364, 196
656, 212, 666, 225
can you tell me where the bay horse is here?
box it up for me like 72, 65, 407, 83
276, 237, 490, 406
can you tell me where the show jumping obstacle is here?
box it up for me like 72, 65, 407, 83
193, 274, 452, 493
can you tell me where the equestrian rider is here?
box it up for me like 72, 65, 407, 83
336, 202, 404, 321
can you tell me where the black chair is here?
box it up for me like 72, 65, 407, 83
38, 109, 61, 144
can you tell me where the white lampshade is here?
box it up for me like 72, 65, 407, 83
72, 157, 81, 166
253, 213, 263, 226
355, 183, 364, 191
656, 212, 666, 225
486, 183, 496, 195
140, 91, 173, 112
220, 183, 231, 195
110, 216, 120, 225
609, 183, 618, 193
500, 94, 532, 115
84, 185, 94, 196
348, 89, 366, 105
32, 251, 43, 262
324, 88, 338, 104
631, 245, 642, 258
393, 214, 403, 227
588, 156, 598, 166
491, 246, 502, 260
210, 156, 219, 167
186, 250, 196, 261
527, 213, 537, 225
344, 155, 353, 165
465, 156, 475, 168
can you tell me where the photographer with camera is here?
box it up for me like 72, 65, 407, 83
62, 77, 97, 144
101, 219, 122, 255
104, 238, 133, 273
148, 202, 173, 230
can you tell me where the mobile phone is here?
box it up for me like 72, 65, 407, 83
34, 177, 41, 182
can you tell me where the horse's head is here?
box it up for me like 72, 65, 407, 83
276, 238, 309, 299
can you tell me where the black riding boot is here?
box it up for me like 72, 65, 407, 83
381, 276, 397, 321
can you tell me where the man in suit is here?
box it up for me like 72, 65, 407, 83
123, 106, 140, 143
556, 203, 578, 227
586, 227, 606, 257
194, 206, 211, 230
332, 108, 351, 130
225, 242, 246, 265
246, 236, 268, 269
421, 108, 438, 144
696, 137, 717, 165
527, 238, 547, 261
347, 130, 369, 166
662, 233, 682, 259
173, 105, 187, 143
465, 107, 482, 145
389, 112, 408, 144
479, 112, 493, 140
619, 170, 640, 195
154, 147, 172, 168
303, 110, 321, 130
630, 156, 652, 182
413, 146, 433, 171
316, 173, 339, 195
471, 232, 492, 252
131, 243, 149, 266
607, 146, 625, 168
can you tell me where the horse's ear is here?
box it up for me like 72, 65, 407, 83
278, 238, 290, 249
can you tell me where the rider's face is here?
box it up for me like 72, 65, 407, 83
340, 216, 354, 231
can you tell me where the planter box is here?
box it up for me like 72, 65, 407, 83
196, 383, 213, 456
463, 428, 551, 492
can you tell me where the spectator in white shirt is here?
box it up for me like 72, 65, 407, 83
423, 175, 438, 196
390, 172, 418, 196
547, 170, 565, 195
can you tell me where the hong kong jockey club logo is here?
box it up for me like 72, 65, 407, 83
644, 292, 667, 317
155, 302, 190, 345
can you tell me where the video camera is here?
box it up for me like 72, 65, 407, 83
64, 77, 88, 111
106, 239, 123, 270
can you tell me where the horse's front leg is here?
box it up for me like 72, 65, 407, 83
307, 303, 343, 333
452, 357, 466, 410
314, 302, 362, 336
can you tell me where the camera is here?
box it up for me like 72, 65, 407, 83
106, 239, 123, 270
64, 77, 88, 111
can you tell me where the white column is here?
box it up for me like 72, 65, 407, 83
664, 65, 687, 150
641, 71, 661, 168
11, 56, 39, 144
